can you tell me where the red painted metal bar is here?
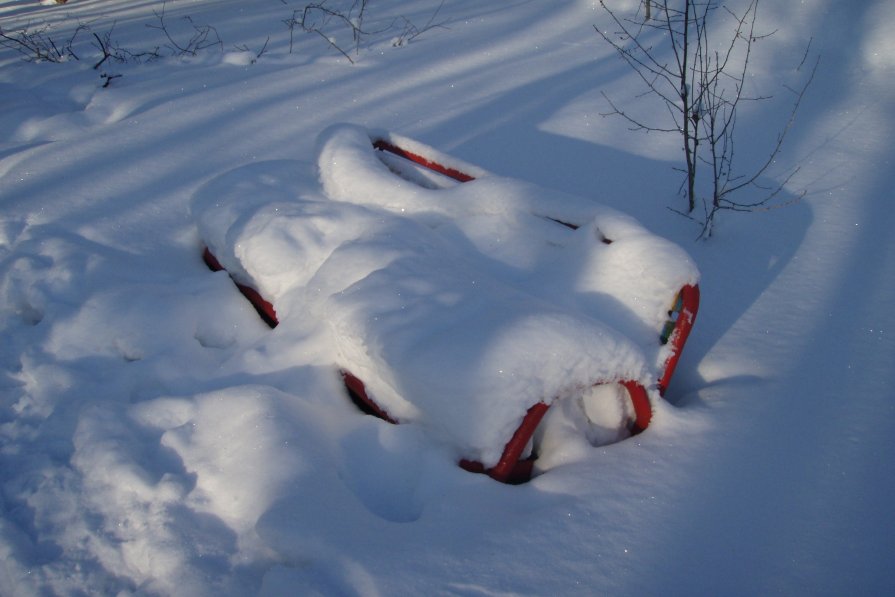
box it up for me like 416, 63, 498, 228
341, 370, 398, 424
371, 138, 591, 233
372, 138, 477, 183
621, 380, 652, 434
342, 366, 654, 484
203, 247, 279, 328
657, 284, 700, 395
459, 379, 651, 484
462, 402, 551, 484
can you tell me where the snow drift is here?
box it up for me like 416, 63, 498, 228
193, 124, 699, 479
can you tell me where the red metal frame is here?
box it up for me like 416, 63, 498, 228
199, 133, 700, 483
372, 138, 476, 183
657, 284, 700, 395
341, 369, 398, 424
481, 380, 651, 484
459, 402, 549, 484
203, 247, 279, 328
371, 134, 700, 396
344, 370, 651, 484
371, 137, 590, 234
202, 246, 656, 484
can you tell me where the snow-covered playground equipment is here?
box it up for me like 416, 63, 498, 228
195, 124, 699, 483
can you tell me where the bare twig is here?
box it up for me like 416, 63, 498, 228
233, 37, 270, 64
284, 0, 448, 60
100, 72, 122, 88
392, 0, 449, 47
294, 1, 370, 62
596, 0, 817, 237
146, 1, 223, 57
0, 23, 83, 63
91, 23, 131, 70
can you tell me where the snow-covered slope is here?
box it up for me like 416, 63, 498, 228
1, 0, 893, 595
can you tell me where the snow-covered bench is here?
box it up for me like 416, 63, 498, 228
194, 124, 699, 483
318, 125, 700, 393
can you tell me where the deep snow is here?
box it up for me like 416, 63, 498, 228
1, 0, 894, 595
195, 122, 698, 471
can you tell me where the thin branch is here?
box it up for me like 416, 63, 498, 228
595, 0, 817, 236
721, 56, 818, 199
146, 1, 222, 57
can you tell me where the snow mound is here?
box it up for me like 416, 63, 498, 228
193, 124, 699, 470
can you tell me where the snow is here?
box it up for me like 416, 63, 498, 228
2, 0, 894, 595
195, 123, 699, 468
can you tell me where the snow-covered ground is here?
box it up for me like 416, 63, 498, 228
1, 0, 893, 595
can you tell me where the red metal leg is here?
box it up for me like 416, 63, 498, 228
340, 370, 397, 424
371, 138, 476, 183
203, 247, 279, 328
657, 284, 700, 395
